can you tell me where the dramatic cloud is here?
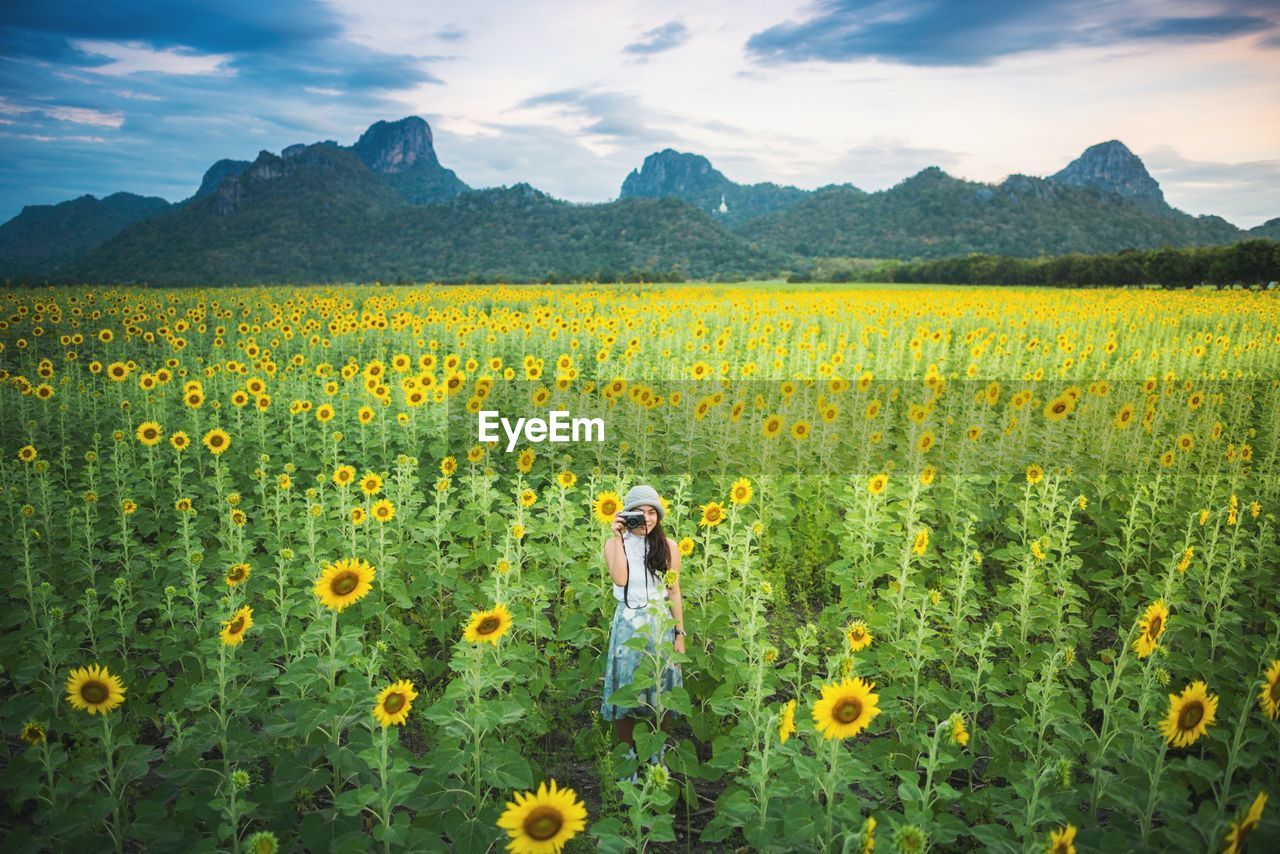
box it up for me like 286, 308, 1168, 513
746, 0, 1279, 66
624, 21, 690, 55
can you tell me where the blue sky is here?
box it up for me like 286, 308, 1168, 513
2, 0, 1278, 226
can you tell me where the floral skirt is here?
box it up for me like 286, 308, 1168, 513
600, 601, 684, 721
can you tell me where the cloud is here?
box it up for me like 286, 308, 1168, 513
436, 28, 468, 43
824, 139, 968, 190
0, 95, 124, 128
746, 0, 1279, 67
518, 87, 680, 146
69, 39, 234, 76
1142, 145, 1280, 228
624, 21, 690, 55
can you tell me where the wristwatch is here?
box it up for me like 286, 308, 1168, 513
673, 628, 686, 637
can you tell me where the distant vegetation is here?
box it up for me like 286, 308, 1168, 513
790, 240, 1280, 288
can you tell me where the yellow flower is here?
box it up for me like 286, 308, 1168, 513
225, 562, 251, 586
360, 471, 383, 496
729, 477, 753, 505
1046, 823, 1076, 854
867, 473, 888, 496
1260, 659, 1280, 721
219, 605, 253, 646
18, 444, 38, 462
1026, 464, 1044, 485
861, 816, 876, 854
556, 471, 577, 489
203, 428, 231, 455
373, 679, 418, 728
912, 528, 929, 556
778, 699, 797, 745
511, 523, 525, 540
678, 536, 694, 556
21, 721, 46, 746
441, 456, 458, 476
464, 603, 513, 645
314, 557, 376, 612
170, 431, 190, 452
371, 499, 395, 522
520, 488, 537, 508
1133, 599, 1169, 659
811, 676, 881, 740
593, 491, 621, 525
65, 664, 126, 715
135, 421, 162, 446
1223, 791, 1267, 854
333, 465, 355, 487
699, 501, 725, 527
495, 779, 587, 854
1160, 680, 1218, 748
948, 713, 969, 747
847, 621, 873, 652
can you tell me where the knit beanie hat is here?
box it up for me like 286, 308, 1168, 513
622, 484, 664, 521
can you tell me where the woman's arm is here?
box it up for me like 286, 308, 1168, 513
666, 537, 686, 655
603, 514, 628, 586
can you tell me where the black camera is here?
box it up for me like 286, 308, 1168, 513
620, 511, 646, 530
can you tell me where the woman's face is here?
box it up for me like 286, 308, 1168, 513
636, 504, 659, 534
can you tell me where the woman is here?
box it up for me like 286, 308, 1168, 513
600, 484, 686, 770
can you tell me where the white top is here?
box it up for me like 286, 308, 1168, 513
612, 530, 669, 607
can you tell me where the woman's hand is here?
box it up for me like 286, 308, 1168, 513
673, 635, 686, 655
611, 512, 626, 538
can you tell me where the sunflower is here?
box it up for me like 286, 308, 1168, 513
517, 447, 536, 473
1026, 464, 1044, 485
678, 537, 694, 556
372, 679, 419, 728
333, 464, 356, 487
1259, 659, 1280, 721
371, 499, 396, 522
861, 816, 876, 854
107, 361, 130, 382
441, 456, 459, 476
226, 562, 251, 586
18, 444, 37, 462
593, 491, 621, 524
1160, 680, 1218, 748
867, 473, 888, 495
762, 414, 783, 438
948, 713, 970, 747
219, 605, 254, 646
464, 602, 513, 645
360, 472, 383, 496
351, 506, 368, 526
812, 676, 881, 740
21, 720, 47, 746
1133, 599, 1169, 659
1223, 791, 1267, 854
314, 557, 377, 612
699, 501, 726, 528
496, 779, 588, 854
729, 477, 753, 505
847, 621, 873, 652
1046, 823, 1076, 854
912, 528, 929, 556
778, 699, 797, 745
203, 428, 231, 455
520, 488, 537, 508
170, 431, 190, 452
790, 419, 811, 440
65, 664, 126, 715
556, 471, 577, 489
135, 421, 163, 446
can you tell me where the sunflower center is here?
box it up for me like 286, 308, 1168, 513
1148, 616, 1163, 637
81, 681, 109, 704
1178, 700, 1204, 730
229, 568, 245, 581
383, 692, 405, 713
834, 698, 862, 724
523, 806, 564, 841
477, 617, 500, 635
332, 572, 359, 595
229, 617, 245, 633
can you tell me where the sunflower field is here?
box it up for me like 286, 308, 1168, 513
1, 283, 1278, 854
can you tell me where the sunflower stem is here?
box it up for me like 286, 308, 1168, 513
101, 713, 124, 854
1139, 740, 1168, 845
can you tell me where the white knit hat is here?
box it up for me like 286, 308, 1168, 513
621, 484, 664, 521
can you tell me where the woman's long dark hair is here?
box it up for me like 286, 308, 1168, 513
622, 515, 670, 607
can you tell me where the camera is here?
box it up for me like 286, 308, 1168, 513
620, 510, 647, 530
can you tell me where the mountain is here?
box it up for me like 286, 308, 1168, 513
0, 192, 171, 276
1249, 217, 1280, 240
620, 149, 820, 226
190, 158, 252, 201
351, 116, 470, 204
62, 151, 774, 284
738, 164, 1242, 259
1049, 140, 1163, 204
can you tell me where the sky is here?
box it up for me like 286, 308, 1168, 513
2, 0, 1279, 227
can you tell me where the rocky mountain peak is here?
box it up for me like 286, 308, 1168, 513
621, 149, 730, 198
1050, 140, 1164, 204
351, 116, 439, 174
